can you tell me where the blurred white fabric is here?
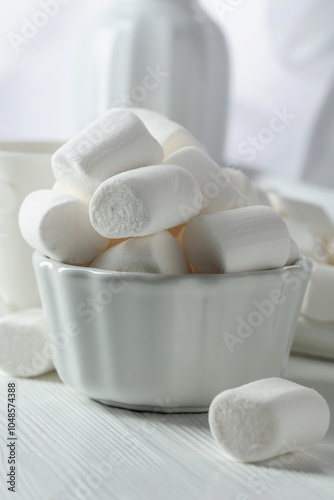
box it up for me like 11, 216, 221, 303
0, 0, 334, 186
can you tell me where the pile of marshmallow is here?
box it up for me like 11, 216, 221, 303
18, 108, 299, 275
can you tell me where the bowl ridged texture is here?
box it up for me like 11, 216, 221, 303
33, 252, 312, 412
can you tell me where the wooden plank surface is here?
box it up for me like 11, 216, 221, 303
0, 355, 333, 500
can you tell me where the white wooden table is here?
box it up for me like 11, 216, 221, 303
0, 355, 333, 500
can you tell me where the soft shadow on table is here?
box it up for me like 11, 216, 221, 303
27, 370, 62, 384
0, 369, 62, 384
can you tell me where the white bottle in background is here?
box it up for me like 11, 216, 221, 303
75, 0, 229, 162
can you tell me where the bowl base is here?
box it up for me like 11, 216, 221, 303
94, 398, 209, 413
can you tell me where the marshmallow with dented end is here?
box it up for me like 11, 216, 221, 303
164, 147, 247, 214
183, 206, 290, 274
52, 108, 164, 202
19, 190, 109, 266
131, 107, 206, 157
225, 168, 261, 205
285, 238, 300, 266
301, 262, 334, 321
90, 231, 191, 274
0, 308, 54, 377
209, 377, 330, 463
89, 164, 202, 238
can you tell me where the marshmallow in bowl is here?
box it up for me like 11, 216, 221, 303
209, 378, 330, 463
225, 168, 261, 205
89, 164, 202, 238
183, 206, 290, 274
164, 147, 247, 214
19, 190, 109, 266
0, 296, 14, 317
52, 108, 163, 202
285, 238, 301, 266
131, 107, 206, 157
301, 262, 334, 321
90, 231, 191, 274
0, 308, 54, 377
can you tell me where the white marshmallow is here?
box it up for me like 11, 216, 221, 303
301, 262, 334, 321
209, 377, 330, 463
131, 108, 206, 157
52, 109, 163, 202
164, 147, 247, 214
268, 193, 334, 231
183, 206, 290, 274
285, 238, 300, 266
293, 317, 334, 360
225, 168, 261, 205
0, 295, 15, 317
284, 218, 319, 259
0, 308, 54, 377
89, 164, 202, 238
90, 231, 191, 274
19, 190, 109, 266
256, 188, 272, 207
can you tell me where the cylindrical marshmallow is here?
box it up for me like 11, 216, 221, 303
293, 317, 334, 359
225, 168, 261, 205
89, 164, 202, 238
52, 108, 164, 202
268, 192, 334, 231
285, 238, 301, 266
131, 108, 206, 158
0, 308, 54, 377
284, 218, 320, 259
0, 295, 15, 317
19, 190, 109, 266
209, 377, 330, 463
301, 262, 334, 321
164, 147, 247, 214
90, 231, 191, 274
183, 206, 290, 274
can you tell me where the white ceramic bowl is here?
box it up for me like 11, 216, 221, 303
33, 252, 312, 412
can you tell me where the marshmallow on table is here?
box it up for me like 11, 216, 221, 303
89, 164, 202, 238
19, 190, 109, 266
90, 231, 191, 274
323, 233, 334, 265
52, 108, 164, 202
267, 193, 334, 232
183, 206, 290, 274
285, 238, 300, 266
293, 317, 334, 360
225, 168, 261, 205
164, 147, 247, 214
0, 309, 54, 377
209, 378, 330, 463
284, 218, 320, 259
131, 108, 206, 158
301, 262, 334, 322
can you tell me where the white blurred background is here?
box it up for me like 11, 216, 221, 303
1, 0, 334, 186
